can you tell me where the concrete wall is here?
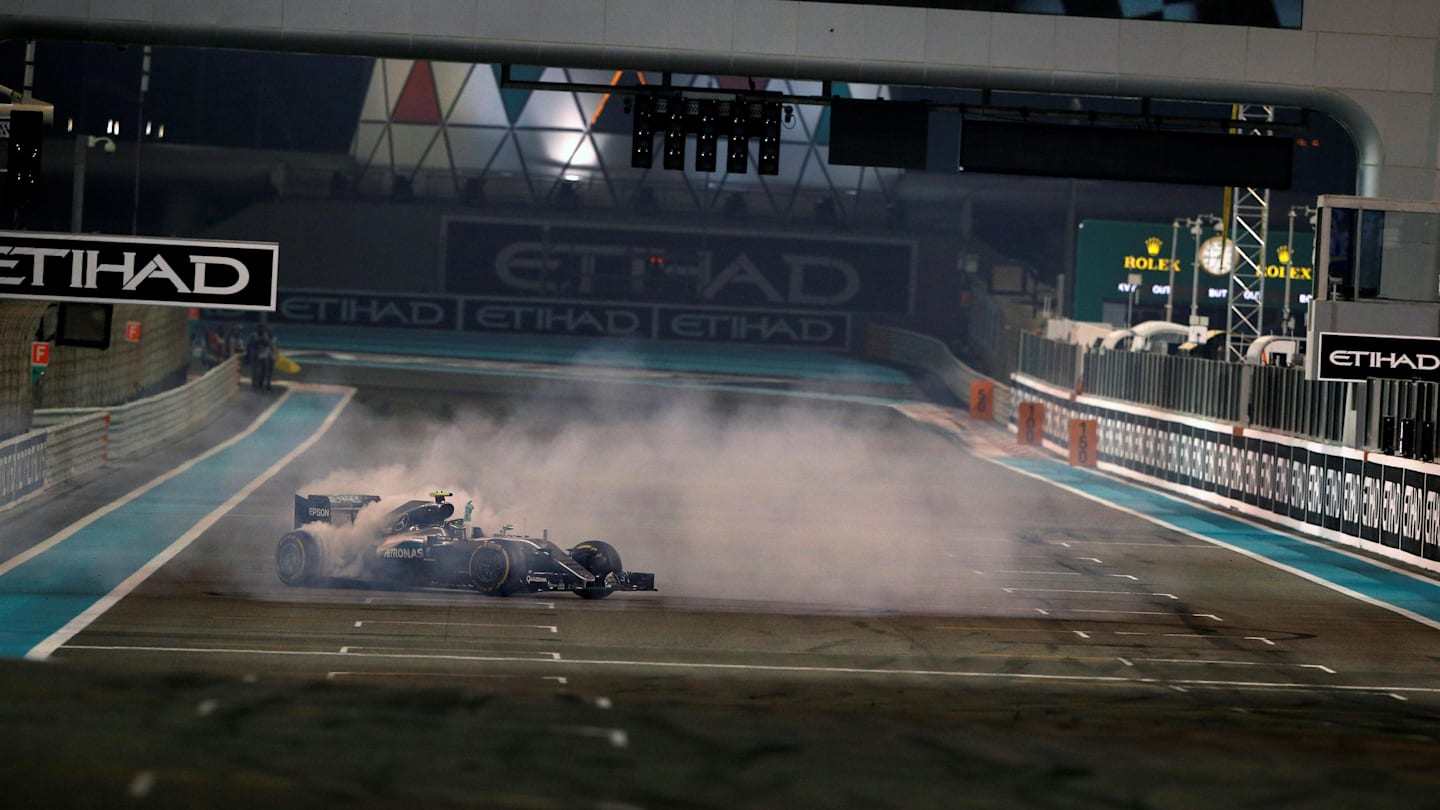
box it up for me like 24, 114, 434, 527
0, 301, 48, 439
0, 301, 192, 435
206, 199, 441, 294
35, 305, 192, 410
5, 0, 1439, 200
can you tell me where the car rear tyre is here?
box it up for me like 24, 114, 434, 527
276, 531, 321, 586
569, 540, 622, 599
468, 540, 529, 596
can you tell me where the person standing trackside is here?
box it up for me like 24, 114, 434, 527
248, 325, 277, 391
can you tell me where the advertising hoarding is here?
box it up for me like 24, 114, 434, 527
1073, 220, 1314, 325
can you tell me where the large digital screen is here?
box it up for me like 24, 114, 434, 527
814, 1, 1302, 29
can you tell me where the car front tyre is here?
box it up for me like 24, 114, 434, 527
569, 540, 622, 599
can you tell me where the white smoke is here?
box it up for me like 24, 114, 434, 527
289, 380, 1017, 614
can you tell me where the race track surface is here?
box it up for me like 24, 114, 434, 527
5, 368, 1440, 809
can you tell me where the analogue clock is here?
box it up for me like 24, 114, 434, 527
1199, 236, 1236, 276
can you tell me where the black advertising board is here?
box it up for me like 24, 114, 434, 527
1287, 444, 1308, 522
1361, 460, 1384, 544
655, 307, 850, 349
1174, 426, 1191, 489
276, 293, 460, 329
1243, 438, 1263, 508
0, 230, 277, 311
1257, 440, 1276, 513
1316, 332, 1440, 383
960, 121, 1292, 189
1381, 463, 1405, 549
442, 219, 915, 314
810, 1, 1302, 30
204, 290, 851, 349
1321, 454, 1344, 532
1198, 429, 1214, 491
1342, 457, 1364, 538
1216, 432, 1235, 499
1426, 472, 1440, 561
464, 298, 654, 340
1401, 467, 1427, 556
1271, 443, 1288, 517
1099, 410, 1117, 464
1143, 418, 1161, 480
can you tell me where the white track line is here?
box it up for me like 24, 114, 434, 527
23, 384, 356, 661
352, 620, 557, 633
57, 643, 1439, 697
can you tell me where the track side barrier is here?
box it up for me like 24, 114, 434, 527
872, 324, 1440, 576
866, 325, 1013, 420
106, 358, 240, 461
1012, 371, 1440, 577
0, 357, 242, 511
41, 412, 108, 487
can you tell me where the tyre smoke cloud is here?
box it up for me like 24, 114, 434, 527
298, 381, 1019, 614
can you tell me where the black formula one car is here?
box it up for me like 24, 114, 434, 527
275, 491, 656, 598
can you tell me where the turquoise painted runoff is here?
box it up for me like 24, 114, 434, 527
999, 456, 1440, 625
0, 391, 346, 658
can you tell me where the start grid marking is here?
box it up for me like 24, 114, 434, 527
932, 624, 1319, 672
344, 599, 578, 697
351, 620, 559, 633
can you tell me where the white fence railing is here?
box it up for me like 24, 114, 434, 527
41, 412, 109, 487
1, 357, 241, 511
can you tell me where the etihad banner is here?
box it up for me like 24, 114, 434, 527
0, 231, 277, 311
1316, 332, 1440, 384
208, 290, 851, 349
442, 218, 915, 315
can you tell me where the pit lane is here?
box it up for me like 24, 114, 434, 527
8, 366, 1440, 808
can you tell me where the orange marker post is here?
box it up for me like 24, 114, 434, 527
969, 380, 995, 421
1068, 419, 1098, 467
1017, 402, 1045, 445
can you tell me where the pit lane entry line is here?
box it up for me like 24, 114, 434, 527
0, 384, 354, 661
992, 456, 1440, 632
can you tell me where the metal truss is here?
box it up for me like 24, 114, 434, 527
1224, 104, 1275, 363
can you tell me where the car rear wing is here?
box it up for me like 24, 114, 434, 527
294, 494, 382, 529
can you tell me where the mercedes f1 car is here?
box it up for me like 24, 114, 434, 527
275, 492, 656, 598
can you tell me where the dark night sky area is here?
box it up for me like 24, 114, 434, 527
0, 40, 370, 153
